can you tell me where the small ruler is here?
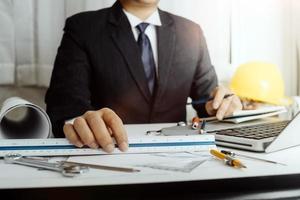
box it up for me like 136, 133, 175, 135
0, 135, 215, 157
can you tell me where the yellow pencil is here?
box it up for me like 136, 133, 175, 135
210, 149, 247, 168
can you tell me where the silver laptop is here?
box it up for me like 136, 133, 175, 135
207, 112, 300, 152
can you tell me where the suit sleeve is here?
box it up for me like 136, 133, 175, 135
189, 26, 218, 117
45, 17, 93, 137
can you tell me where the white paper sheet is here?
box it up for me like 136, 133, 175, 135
67, 151, 211, 174
203, 105, 287, 123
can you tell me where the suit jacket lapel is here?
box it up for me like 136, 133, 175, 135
108, 2, 152, 103
156, 10, 176, 100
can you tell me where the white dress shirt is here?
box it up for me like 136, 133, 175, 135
122, 9, 162, 74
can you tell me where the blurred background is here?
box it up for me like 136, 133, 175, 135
0, 0, 300, 110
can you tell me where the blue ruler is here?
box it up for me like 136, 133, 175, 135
0, 135, 215, 157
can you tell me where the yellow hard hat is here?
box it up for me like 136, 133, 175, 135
230, 61, 291, 106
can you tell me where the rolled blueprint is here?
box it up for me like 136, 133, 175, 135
0, 97, 51, 139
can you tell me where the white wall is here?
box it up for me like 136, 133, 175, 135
292, 0, 300, 95
231, 0, 297, 96
159, 0, 231, 83
159, 0, 298, 97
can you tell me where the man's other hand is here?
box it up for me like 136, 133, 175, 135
63, 108, 128, 153
205, 86, 242, 120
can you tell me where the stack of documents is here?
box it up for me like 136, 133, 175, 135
204, 106, 287, 123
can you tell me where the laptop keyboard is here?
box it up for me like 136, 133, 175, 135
208, 121, 289, 140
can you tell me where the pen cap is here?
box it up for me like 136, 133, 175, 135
192, 117, 201, 123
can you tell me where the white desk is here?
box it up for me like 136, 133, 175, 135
0, 123, 300, 199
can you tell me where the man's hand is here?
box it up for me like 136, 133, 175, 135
205, 86, 242, 120
63, 108, 128, 153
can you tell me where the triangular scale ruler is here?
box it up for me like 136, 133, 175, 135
0, 135, 215, 157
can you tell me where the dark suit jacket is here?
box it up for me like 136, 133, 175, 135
45, 1, 218, 137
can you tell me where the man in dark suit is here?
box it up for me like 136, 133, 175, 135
45, 0, 242, 152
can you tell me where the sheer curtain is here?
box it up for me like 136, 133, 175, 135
0, 0, 15, 84
0, 0, 230, 87
0, 0, 113, 86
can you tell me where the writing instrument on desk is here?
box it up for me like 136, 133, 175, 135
210, 149, 246, 168
187, 94, 234, 105
220, 150, 287, 166
200, 120, 206, 134
61, 161, 140, 173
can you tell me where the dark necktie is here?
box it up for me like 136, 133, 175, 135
136, 23, 156, 95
